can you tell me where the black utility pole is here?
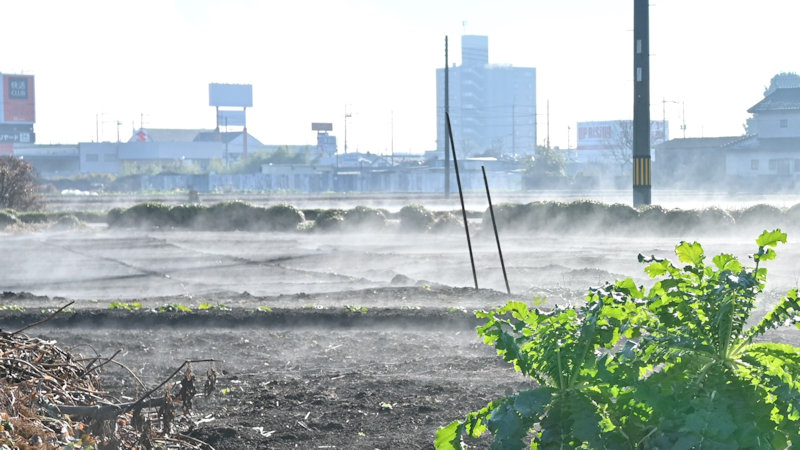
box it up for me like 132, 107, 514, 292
444, 36, 451, 198
633, 0, 652, 206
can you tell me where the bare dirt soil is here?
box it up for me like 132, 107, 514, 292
2, 227, 800, 448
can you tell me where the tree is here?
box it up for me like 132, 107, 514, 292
764, 72, 800, 96
523, 145, 567, 188
604, 120, 634, 177
0, 156, 43, 211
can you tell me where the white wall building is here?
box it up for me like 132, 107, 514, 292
436, 35, 536, 158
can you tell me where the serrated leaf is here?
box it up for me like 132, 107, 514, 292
756, 229, 787, 248
712, 254, 742, 272
676, 241, 705, 265
487, 400, 528, 450
434, 421, 463, 450
645, 260, 671, 278
513, 388, 554, 418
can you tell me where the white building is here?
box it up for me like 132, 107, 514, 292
726, 87, 800, 182
436, 35, 536, 158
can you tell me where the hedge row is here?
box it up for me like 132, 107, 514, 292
5, 200, 800, 235
108, 201, 305, 231
105, 202, 465, 233
485, 200, 800, 235
0, 209, 87, 230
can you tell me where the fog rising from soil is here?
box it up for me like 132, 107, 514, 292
3, 224, 799, 313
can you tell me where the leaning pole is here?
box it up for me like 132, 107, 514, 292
633, 0, 652, 206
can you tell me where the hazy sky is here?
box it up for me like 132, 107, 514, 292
3, 0, 797, 153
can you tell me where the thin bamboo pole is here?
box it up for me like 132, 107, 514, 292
445, 113, 478, 290
481, 166, 510, 295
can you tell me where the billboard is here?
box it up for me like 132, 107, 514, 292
209, 83, 252, 107
311, 122, 333, 131
577, 120, 667, 150
1, 74, 35, 124
217, 110, 246, 127
0, 124, 34, 143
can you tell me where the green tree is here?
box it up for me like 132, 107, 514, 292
522, 146, 567, 188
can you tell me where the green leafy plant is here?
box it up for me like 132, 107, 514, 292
108, 301, 142, 310
258, 306, 273, 312
345, 305, 368, 313
198, 302, 231, 311
0, 304, 24, 311
154, 304, 192, 313
437, 229, 800, 449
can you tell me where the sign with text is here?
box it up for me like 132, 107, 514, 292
2, 74, 36, 123
577, 120, 667, 150
0, 124, 35, 143
209, 83, 252, 107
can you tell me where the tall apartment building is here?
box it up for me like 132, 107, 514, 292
436, 35, 537, 158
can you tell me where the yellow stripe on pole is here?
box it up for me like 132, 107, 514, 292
633, 157, 651, 186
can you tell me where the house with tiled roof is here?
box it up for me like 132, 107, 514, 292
724, 88, 800, 185
655, 87, 800, 190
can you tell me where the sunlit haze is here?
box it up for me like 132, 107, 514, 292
3, 0, 797, 153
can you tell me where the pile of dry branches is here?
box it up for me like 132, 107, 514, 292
0, 322, 216, 449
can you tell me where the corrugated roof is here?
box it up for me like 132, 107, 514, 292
129, 128, 214, 143
727, 137, 800, 153
194, 131, 241, 143
747, 87, 800, 113
656, 136, 742, 150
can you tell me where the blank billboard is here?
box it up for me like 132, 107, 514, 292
311, 122, 333, 131
209, 83, 253, 107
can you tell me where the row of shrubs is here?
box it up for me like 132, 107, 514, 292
486, 200, 800, 235
0, 209, 89, 230
5, 200, 800, 235
106, 202, 468, 233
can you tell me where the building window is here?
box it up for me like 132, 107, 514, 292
751, 159, 759, 170
86, 154, 99, 162
780, 119, 788, 128
795, 159, 800, 172
103, 153, 117, 162
769, 159, 777, 170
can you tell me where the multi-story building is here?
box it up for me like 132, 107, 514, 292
436, 35, 537, 158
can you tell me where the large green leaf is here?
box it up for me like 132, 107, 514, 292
434, 421, 464, 450
756, 229, 787, 248
675, 241, 705, 265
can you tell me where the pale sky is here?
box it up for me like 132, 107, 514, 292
2, 0, 797, 153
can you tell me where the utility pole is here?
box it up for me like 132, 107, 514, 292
633, 0, 652, 206
391, 110, 394, 166
344, 107, 352, 154
681, 102, 687, 138
567, 125, 571, 149
546, 100, 550, 149
444, 35, 451, 198
511, 102, 516, 157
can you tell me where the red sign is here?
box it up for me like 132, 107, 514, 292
3, 75, 35, 123
134, 129, 149, 142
